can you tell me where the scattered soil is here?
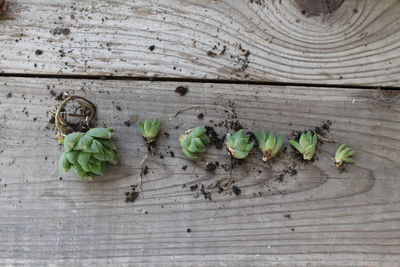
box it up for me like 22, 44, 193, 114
232, 44, 251, 72
35, 49, 43, 56
6, 92, 11, 98
197, 113, 204, 120
221, 158, 245, 172
182, 165, 188, 170
125, 185, 139, 203
205, 126, 225, 149
175, 86, 188, 96
186, 228, 192, 233
200, 184, 212, 200
148, 45, 155, 51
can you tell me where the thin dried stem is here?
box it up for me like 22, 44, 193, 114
172, 104, 236, 118
138, 153, 149, 197
313, 131, 339, 143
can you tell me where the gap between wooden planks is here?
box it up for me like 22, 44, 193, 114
0, 0, 400, 86
0, 77, 400, 265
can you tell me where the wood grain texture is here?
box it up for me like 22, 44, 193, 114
1, 0, 400, 86
1, 77, 400, 266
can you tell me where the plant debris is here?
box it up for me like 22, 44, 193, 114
54, 95, 97, 139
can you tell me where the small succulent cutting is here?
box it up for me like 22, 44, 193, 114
255, 130, 284, 162
289, 131, 317, 160
136, 118, 161, 144
179, 127, 211, 159
225, 129, 254, 159
59, 128, 118, 180
333, 144, 356, 167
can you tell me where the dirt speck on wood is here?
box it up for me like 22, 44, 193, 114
125, 185, 139, 203
175, 86, 188, 96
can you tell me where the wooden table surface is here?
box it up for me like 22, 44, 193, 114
1, 0, 400, 266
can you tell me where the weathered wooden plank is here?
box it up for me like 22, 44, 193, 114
0, 77, 399, 265
1, 0, 400, 86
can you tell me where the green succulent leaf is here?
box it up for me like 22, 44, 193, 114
88, 160, 106, 175
72, 163, 88, 179
83, 140, 103, 153
75, 135, 94, 151
86, 128, 113, 139
65, 151, 79, 164
77, 152, 92, 172
334, 144, 356, 167
289, 131, 317, 160
182, 148, 199, 159
225, 129, 254, 159
98, 139, 117, 151
288, 140, 303, 154
64, 132, 84, 152
59, 152, 72, 173
179, 127, 210, 159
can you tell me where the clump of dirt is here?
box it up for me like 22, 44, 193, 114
148, 45, 155, 51
232, 186, 241, 195
207, 50, 217, 57
197, 113, 204, 120
175, 86, 188, 96
206, 161, 219, 172
190, 184, 198, 191
125, 185, 139, 203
